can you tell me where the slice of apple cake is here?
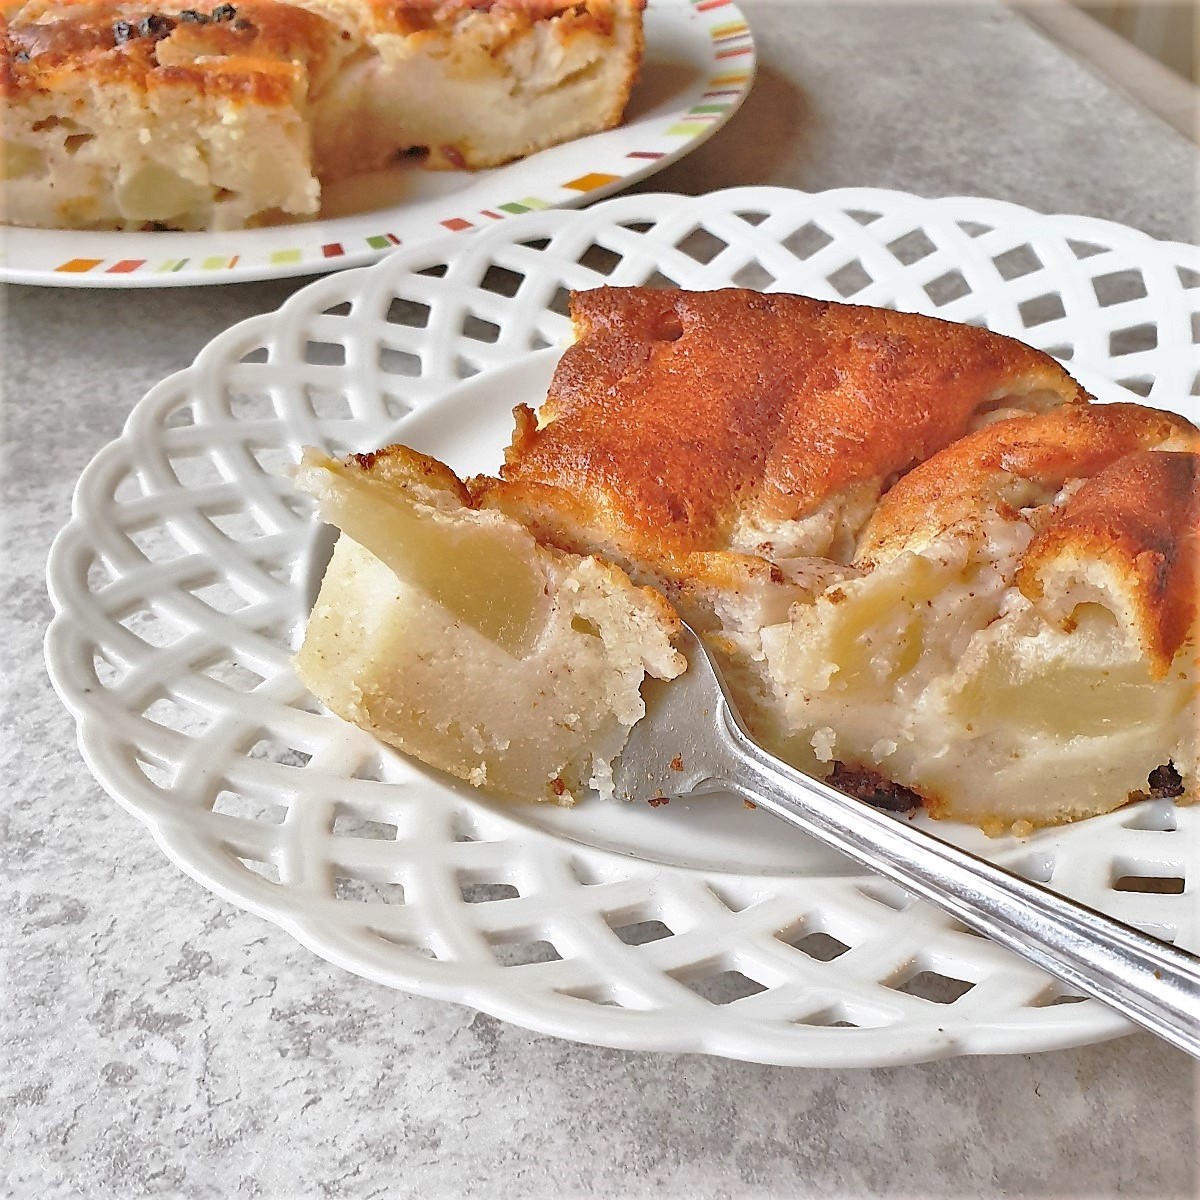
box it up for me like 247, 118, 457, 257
297, 287, 1199, 831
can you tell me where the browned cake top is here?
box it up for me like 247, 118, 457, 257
2, 1, 343, 102
859, 402, 1200, 561
332, 0, 630, 37
487, 287, 1087, 571
1, 0, 634, 97
1019, 449, 1200, 673
857, 403, 1200, 672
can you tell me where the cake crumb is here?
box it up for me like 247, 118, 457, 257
811, 727, 837, 763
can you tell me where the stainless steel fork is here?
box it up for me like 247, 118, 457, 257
612, 622, 1200, 1057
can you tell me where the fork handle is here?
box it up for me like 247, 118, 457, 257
717, 712, 1200, 1058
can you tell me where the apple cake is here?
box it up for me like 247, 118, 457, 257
297, 287, 1199, 832
1, 0, 645, 230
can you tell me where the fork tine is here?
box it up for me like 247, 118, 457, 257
613, 622, 740, 803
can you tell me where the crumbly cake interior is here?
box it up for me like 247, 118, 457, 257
295, 447, 682, 804
297, 288, 1200, 832
1, 0, 644, 230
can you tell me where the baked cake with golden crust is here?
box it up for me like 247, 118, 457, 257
1, 0, 644, 230
297, 287, 1199, 832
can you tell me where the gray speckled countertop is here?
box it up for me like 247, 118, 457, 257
4, 4, 1198, 1197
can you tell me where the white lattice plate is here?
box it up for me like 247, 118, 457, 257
2, 1, 754, 288
46, 186, 1200, 1066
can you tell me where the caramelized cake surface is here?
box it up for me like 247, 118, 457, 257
481, 288, 1087, 579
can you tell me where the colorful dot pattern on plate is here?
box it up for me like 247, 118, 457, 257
7, 2, 756, 287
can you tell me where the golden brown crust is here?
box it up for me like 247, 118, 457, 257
1018, 450, 1200, 674
483, 287, 1087, 576
2, 0, 636, 96
2, 1, 337, 104
859, 402, 1200, 565
346, 442, 473, 503
330, 0, 636, 38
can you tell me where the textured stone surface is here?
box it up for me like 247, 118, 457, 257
3, 4, 1197, 1197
